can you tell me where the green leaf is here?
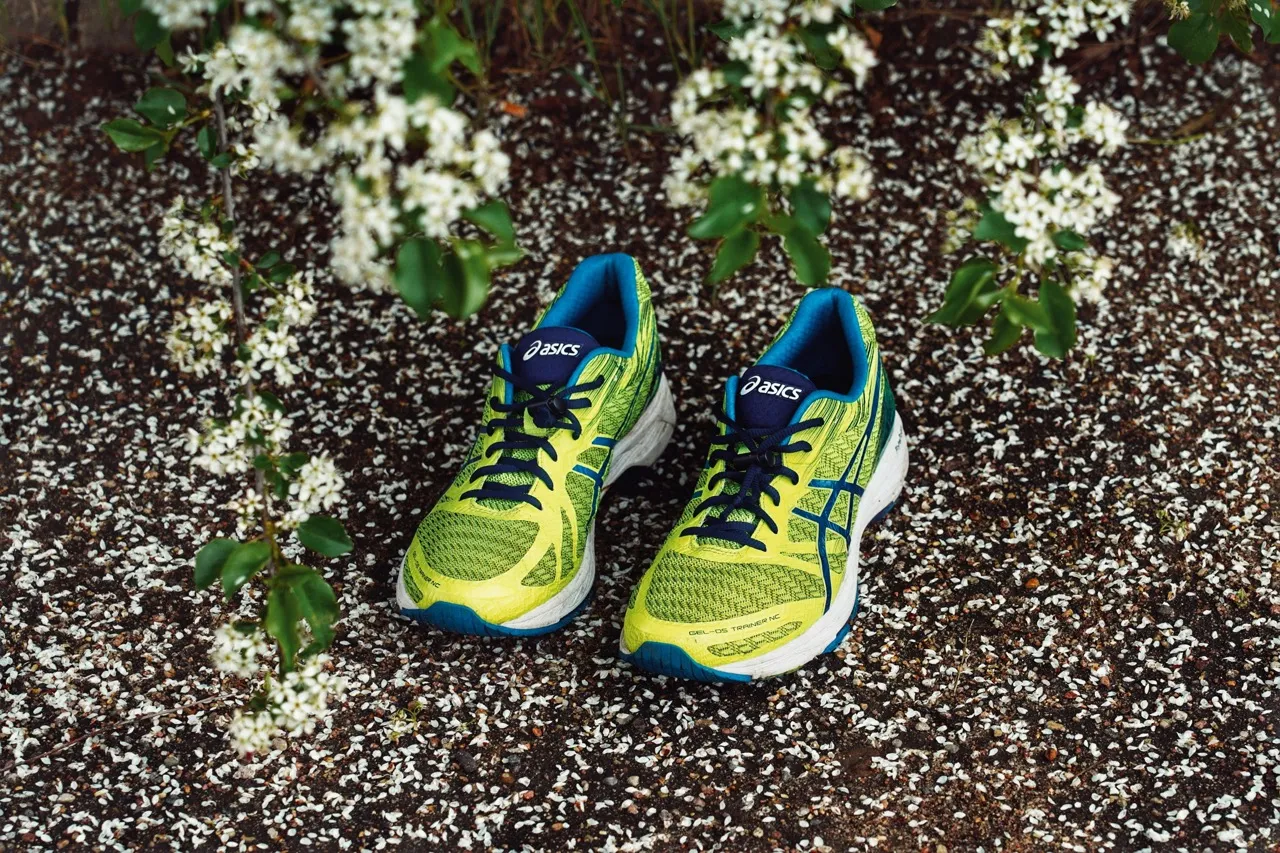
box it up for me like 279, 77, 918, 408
856, 0, 898, 9
1001, 293, 1050, 330
707, 19, 747, 40
278, 452, 310, 476
972, 206, 1029, 253
983, 305, 1023, 356
708, 228, 760, 284
134, 89, 185, 128
119, 0, 142, 14
143, 142, 165, 172
1248, 0, 1280, 42
1052, 230, 1087, 252
256, 251, 282, 269
403, 48, 455, 104
297, 515, 354, 558
426, 17, 482, 75
790, 179, 832, 236
155, 35, 176, 68
101, 118, 163, 152
485, 244, 525, 268
1167, 13, 1220, 63
688, 176, 765, 240
927, 258, 1000, 326
1033, 280, 1078, 358
265, 584, 302, 672
1219, 10, 1254, 52
221, 540, 272, 600
196, 125, 217, 160
439, 241, 491, 319
798, 27, 840, 69
463, 200, 516, 246
721, 60, 750, 88
781, 225, 831, 286
194, 538, 237, 590
134, 9, 168, 52
394, 237, 444, 320
265, 262, 295, 283
283, 566, 339, 654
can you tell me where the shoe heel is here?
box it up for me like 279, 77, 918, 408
606, 374, 676, 486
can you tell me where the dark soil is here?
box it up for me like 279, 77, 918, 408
2, 17, 1279, 853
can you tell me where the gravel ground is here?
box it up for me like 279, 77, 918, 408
2, 20, 1279, 853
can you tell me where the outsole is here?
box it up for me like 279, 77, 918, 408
622, 418, 906, 683
402, 593, 595, 639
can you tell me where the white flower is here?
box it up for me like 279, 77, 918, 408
827, 26, 877, 88
228, 709, 275, 756
143, 0, 215, 31
211, 623, 271, 678
284, 456, 346, 527
1080, 101, 1129, 154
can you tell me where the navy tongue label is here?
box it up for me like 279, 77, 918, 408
512, 326, 599, 386
735, 365, 817, 429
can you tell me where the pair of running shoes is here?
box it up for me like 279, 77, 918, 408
395, 253, 909, 683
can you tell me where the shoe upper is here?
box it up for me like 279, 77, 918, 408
623, 288, 897, 668
400, 254, 662, 625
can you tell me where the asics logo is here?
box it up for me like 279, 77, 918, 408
741, 375, 803, 400
523, 340, 580, 360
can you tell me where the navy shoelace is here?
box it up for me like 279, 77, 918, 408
460, 367, 603, 510
681, 409, 824, 551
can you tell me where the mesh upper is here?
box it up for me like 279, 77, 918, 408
521, 545, 557, 587
643, 553, 825, 623
707, 620, 803, 658
415, 510, 538, 582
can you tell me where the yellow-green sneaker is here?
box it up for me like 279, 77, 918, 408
397, 254, 674, 636
620, 288, 908, 680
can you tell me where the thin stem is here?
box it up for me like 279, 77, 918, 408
213, 91, 282, 632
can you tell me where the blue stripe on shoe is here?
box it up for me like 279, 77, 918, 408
620, 642, 753, 683
402, 597, 592, 638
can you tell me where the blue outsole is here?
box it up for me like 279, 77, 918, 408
402, 593, 593, 638
619, 642, 753, 683
625, 498, 897, 682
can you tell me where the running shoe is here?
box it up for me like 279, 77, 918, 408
397, 253, 675, 636
620, 288, 908, 681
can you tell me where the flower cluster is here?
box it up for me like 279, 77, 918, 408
227, 655, 345, 755
1166, 221, 1213, 266
163, 0, 511, 298
167, 299, 232, 377
664, 1, 876, 211
211, 623, 271, 679
284, 456, 346, 527
240, 272, 317, 386
954, 63, 1128, 303
978, 0, 1132, 80
147, 0, 216, 31
327, 94, 511, 293
159, 198, 238, 286
186, 395, 294, 476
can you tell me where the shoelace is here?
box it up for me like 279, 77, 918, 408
681, 409, 824, 551
459, 366, 603, 510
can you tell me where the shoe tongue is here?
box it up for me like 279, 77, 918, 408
511, 326, 599, 387
735, 365, 817, 430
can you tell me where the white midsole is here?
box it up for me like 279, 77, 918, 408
714, 413, 909, 677
397, 374, 676, 628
